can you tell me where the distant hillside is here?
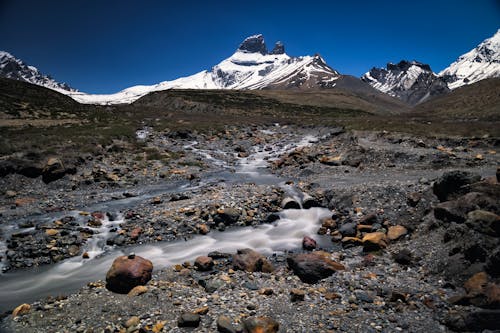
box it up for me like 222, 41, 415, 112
411, 78, 500, 121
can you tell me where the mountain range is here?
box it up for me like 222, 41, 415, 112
1, 30, 499, 106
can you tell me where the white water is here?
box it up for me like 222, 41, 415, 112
0, 132, 328, 312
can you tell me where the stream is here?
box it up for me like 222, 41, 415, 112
0, 133, 326, 313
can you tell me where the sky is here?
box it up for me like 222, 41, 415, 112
0, 0, 499, 94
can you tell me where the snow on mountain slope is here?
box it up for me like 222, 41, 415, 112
66, 34, 340, 105
439, 29, 500, 90
362, 60, 449, 105
0, 51, 76, 93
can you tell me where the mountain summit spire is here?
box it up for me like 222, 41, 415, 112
238, 34, 268, 54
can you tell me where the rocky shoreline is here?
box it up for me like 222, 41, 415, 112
0, 125, 499, 332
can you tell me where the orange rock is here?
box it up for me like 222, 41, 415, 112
12, 303, 30, 317
127, 285, 148, 296
387, 225, 408, 241
45, 229, 59, 236
362, 232, 388, 251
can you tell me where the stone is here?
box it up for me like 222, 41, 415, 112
105, 254, 153, 293
242, 316, 279, 333
259, 288, 274, 296
433, 170, 481, 202
339, 222, 357, 237
320, 155, 343, 166
407, 192, 422, 207
129, 227, 142, 240
194, 256, 214, 271
290, 288, 305, 302
42, 157, 75, 183
394, 249, 412, 265
434, 200, 467, 223
197, 223, 210, 235
302, 236, 317, 250
5, 190, 17, 198
464, 272, 489, 295
82, 252, 90, 259
387, 225, 408, 241
217, 315, 237, 333
466, 210, 500, 236
214, 207, 240, 225
127, 285, 148, 297
362, 232, 388, 251
232, 249, 274, 273
45, 229, 59, 236
178, 312, 200, 328
287, 251, 345, 284
359, 213, 378, 225
281, 197, 300, 209
341, 237, 363, 248
125, 316, 140, 328
193, 306, 209, 315
12, 303, 30, 317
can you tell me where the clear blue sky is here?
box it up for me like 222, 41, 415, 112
1, 0, 499, 93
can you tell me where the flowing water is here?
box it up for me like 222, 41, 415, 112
0, 133, 325, 313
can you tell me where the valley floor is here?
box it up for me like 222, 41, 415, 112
0, 124, 499, 332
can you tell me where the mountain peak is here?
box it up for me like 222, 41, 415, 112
439, 29, 500, 89
270, 41, 285, 55
362, 59, 448, 105
387, 60, 432, 72
0, 50, 76, 92
238, 34, 268, 54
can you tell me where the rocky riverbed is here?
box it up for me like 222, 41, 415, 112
0, 124, 499, 332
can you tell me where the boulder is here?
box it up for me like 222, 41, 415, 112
232, 249, 274, 273
466, 210, 500, 236
42, 157, 76, 183
287, 251, 345, 284
433, 171, 481, 202
105, 254, 153, 293
362, 232, 388, 252
194, 256, 214, 271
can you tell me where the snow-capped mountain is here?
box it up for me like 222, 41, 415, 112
65, 34, 340, 104
0, 51, 76, 93
361, 60, 449, 105
439, 29, 500, 90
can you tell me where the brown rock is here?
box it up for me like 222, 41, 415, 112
197, 223, 210, 235
12, 303, 30, 317
217, 315, 237, 333
341, 236, 363, 248
194, 256, 214, 271
129, 227, 143, 240
125, 316, 140, 328
464, 272, 488, 296
302, 236, 317, 250
290, 288, 305, 302
45, 229, 59, 236
362, 232, 388, 251
287, 251, 344, 284
243, 316, 279, 333
407, 192, 422, 207
193, 306, 209, 315
259, 288, 274, 296
82, 252, 90, 259
127, 285, 148, 296
387, 225, 408, 241
232, 249, 274, 273
106, 254, 153, 293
